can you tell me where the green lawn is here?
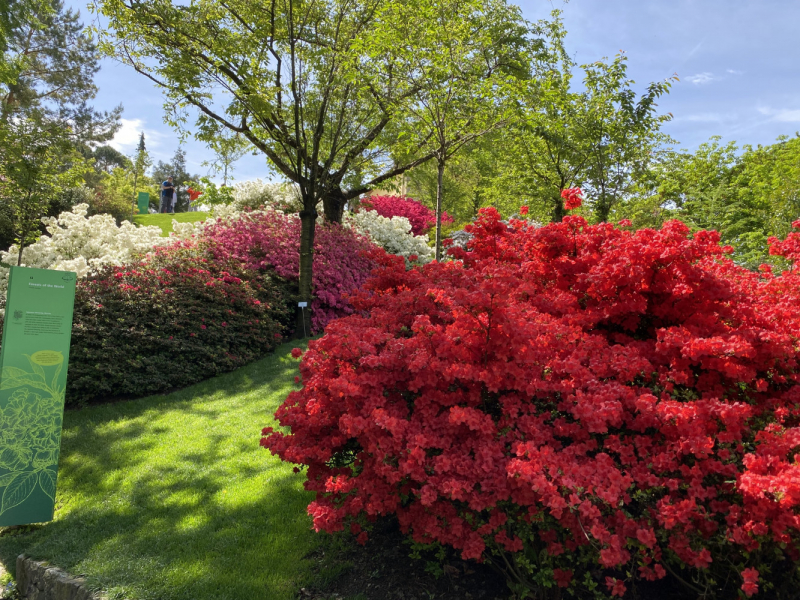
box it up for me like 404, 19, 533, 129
0, 342, 324, 600
131, 212, 209, 236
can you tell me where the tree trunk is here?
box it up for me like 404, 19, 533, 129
322, 186, 347, 223
296, 199, 317, 338
17, 223, 27, 266
132, 171, 139, 221
595, 185, 610, 223
552, 191, 565, 223
435, 157, 445, 261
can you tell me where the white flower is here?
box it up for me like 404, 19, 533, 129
344, 209, 434, 266
0, 204, 166, 310
232, 179, 303, 213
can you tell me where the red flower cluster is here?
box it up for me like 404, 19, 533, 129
362, 195, 453, 236
188, 187, 203, 203
561, 187, 583, 210
263, 208, 800, 598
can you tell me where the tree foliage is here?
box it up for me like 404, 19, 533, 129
93, 0, 530, 328
0, 110, 87, 263
621, 135, 800, 269
0, 0, 120, 147
467, 15, 674, 223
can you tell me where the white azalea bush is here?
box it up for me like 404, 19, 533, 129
0, 203, 166, 307
232, 179, 303, 213
345, 209, 434, 265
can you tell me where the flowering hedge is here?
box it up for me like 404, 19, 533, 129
264, 210, 800, 599
0, 204, 165, 309
198, 209, 380, 332
63, 242, 290, 404
363, 195, 453, 236
345, 209, 434, 266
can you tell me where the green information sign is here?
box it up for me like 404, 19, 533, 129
137, 191, 150, 215
0, 266, 76, 526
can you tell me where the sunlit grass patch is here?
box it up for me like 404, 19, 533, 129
0, 341, 318, 600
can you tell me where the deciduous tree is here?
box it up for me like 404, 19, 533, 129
93, 0, 526, 330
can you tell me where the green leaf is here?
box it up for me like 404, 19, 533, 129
1, 470, 38, 515
38, 469, 57, 501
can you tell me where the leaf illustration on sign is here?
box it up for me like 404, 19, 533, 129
50, 361, 62, 391
1, 366, 31, 380
1, 471, 38, 514
26, 355, 47, 381
38, 469, 57, 501
0, 370, 64, 515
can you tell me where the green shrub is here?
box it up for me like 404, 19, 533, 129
64, 242, 291, 404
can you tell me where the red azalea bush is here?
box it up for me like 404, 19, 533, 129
198, 210, 381, 332
263, 210, 800, 599
363, 195, 453, 236
65, 242, 291, 404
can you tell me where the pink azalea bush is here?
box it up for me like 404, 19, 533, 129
198, 209, 381, 332
363, 195, 453, 236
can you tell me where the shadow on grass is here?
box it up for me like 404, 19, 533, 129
0, 342, 317, 600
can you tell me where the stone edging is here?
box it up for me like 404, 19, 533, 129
14, 555, 102, 600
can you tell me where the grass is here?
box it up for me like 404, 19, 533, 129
131, 212, 209, 236
0, 341, 329, 600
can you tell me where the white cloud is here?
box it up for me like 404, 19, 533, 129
726, 69, 744, 75
756, 106, 800, 122
686, 72, 715, 85
109, 118, 166, 153
679, 112, 736, 123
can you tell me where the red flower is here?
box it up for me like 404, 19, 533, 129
295, 376, 301, 384
553, 569, 572, 588
263, 205, 800, 595
606, 577, 626, 598
561, 187, 583, 210
291, 348, 303, 358
519, 206, 529, 216
741, 568, 759, 597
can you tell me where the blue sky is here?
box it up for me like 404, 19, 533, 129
70, 0, 800, 182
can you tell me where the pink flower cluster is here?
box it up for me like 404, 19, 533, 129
363, 195, 453, 236
198, 210, 381, 332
